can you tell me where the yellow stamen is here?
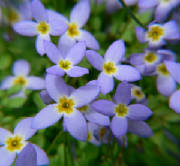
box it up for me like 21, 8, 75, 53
56, 96, 75, 114
58, 60, 72, 71
131, 87, 145, 101
37, 22, 50, 35
156, 63, 170, 76
5, 135, 24, 152
87, 132, 92, 141
103, 62, 117, 75
147, 26, 164, 41
67, 23, 80, 38
115, 104, 128, 117
144, 52, 157, 64
99, 127, 106, 140
13, 76, 27, 86
8, 9, 20, 24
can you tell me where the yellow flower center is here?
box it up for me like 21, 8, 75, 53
144, 52, 157, 64
87, 132, 92, 141
156, 63, 170, 76
56, 96, 75, 114
37, 22, 50, 35
58, 60, 72, 71
147, 26, 164, 41
131, 87, 145, 100
99, 127, 106, 140
13, 76, 27, 86
8, 9, 20, 24
103, 62, 117, 75
67, 23, 80, 38
115, 104, 128, 117
78, 105, 89, 113
5, 135, 25, 152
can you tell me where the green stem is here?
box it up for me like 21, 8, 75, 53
118, 0, 147, 29
47, 130, 63, 154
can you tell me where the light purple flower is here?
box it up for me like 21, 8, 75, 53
0, 60, 45, 97
58, 0, 99, 55
86, 40, 141, 94
91, 81, 152, 137
32, 74, 99, 141
44, 41, 89, 77
136, 20, 180, 48
165, 61, 180, 113
130, 49, 175, 75
0, 118, 49, 166
16, 143, 37, 166
14, 0, 68, 55
138, 0, 180, 21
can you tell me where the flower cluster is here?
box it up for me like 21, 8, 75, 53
0, 0, 179, 165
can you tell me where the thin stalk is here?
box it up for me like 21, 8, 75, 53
118, 0, 147, 29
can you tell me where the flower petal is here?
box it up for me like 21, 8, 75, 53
78, 30, 100, 50
66, 42, 86, 65
35, 35, 50, 56
70, 0, 90, 27
127, 104, 152, 120
46, 74, 69, 102
169, 90, 180, 113
48, 10, 68, 36
114, 81, 131, 105
115, 65, 141, 82
91, 99, 115, 116
165, 61, 180, 84
13, 21, 38, 36
130, 53, 144, 66
40, 90, 53, 105
155, 4, 172, 21
86, 50, 103, 71
135, 27, 146, 43
85, 109, 110, 126
58, 34, 76, 56
16, 143, 37, 166
32, 104, 62, 129
31, 0, 48, 22
0, 128, 12, 145
104, 40, 125, 63
128, 120, 153, 138
47, 9, 68, 23
67, 66, 89, 77
71, 84, 99, 107
0, 147, 16, 166
156, 76, 176, 97
32, 144, 49, 166
157, 49, 176, 61
0, 76, 14, 90
163, 20, 180, 40
64, 110, 88, 141
111, 116, 128, 137
13, 60, 30, 76
14, 117, 37, 140
46, 65, 65, 77
98, 72, 114, 94
138, 0, 157, 9
27, 76, 45, 90
44, 40, 63, 64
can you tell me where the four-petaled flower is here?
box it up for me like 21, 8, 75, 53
86, 40, 141, 94
91, 82, 152, 137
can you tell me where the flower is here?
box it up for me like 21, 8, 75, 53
16, 143, 37, 166
58, 0, 99, 55
138, 0, 180, 21
32, 74, 99, 141
91, 81, 152, 137
130, 49, 175, 75
0, 60, 45, 98
86, 40, 141, 94
165, 61, 180, 113
44, 41, 89, 77
136, 20, 180, 48
13, 0, 68, 55
0, 118, 49, 166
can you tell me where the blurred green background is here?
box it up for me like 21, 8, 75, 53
0, 0, 180, 165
